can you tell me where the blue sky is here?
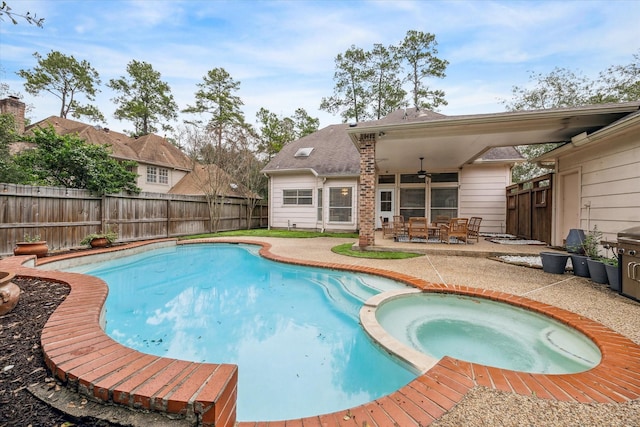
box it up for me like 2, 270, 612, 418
1, 0, 639, 134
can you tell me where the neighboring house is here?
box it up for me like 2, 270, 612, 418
263, 103, 640, 248
1, 97, 252, 198
262, 108, 523, 233
535, 109, 640, 246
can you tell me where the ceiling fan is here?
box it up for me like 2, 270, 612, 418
417, 157, 429, 179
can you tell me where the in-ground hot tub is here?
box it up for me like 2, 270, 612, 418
360, 289, 601, 374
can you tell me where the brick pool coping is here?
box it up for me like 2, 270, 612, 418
2, 238, 640, 427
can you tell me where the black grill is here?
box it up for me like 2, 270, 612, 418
618, 226, 640, 301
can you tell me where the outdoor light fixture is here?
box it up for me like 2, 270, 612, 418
417, 157, 427, 179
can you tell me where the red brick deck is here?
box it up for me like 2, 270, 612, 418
3, 239, 640, 427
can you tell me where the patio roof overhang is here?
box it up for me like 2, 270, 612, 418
346, 102, 640, 173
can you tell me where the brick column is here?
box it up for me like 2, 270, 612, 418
358, 133, 376, 248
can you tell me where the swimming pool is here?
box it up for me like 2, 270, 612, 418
65, 243, 415, 421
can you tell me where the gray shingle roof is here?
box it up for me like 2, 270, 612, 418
262, 124, 360, 176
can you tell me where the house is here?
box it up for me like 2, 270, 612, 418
262, 108, 523, 233
263, 103, 640, 249
535, 108, 640, 246
0, 97, 253, 198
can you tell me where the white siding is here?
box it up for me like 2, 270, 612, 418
268, 174, 360, 232
556, 129, 640, 243
459, 164, 512, 234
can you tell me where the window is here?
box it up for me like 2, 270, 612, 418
159, 168, 169, 184
430, 187, 458, 220
399, 188, 425, 219
430, 172, 458, 183
329, 187, 352, 222
146, 166, 157, 183
400, 174, 425, 184
294, 147, 314, 157
317, 189, 323, 221
147, 167, 169, 184
378, 174, 395, 184
283, 189, 313, 205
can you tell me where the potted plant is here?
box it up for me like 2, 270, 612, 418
80, 229, 118, 248
13, 234, 49, 258
566, 230, 590, 277
582, 226, 608, 285
602, 243, 620, 292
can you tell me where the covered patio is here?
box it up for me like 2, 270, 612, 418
347, 103, 640, 248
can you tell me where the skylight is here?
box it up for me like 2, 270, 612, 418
294, 147, 313, 157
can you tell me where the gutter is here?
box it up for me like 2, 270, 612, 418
535, 110, 640, 164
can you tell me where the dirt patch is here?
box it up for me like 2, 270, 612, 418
0, 277, 116, 427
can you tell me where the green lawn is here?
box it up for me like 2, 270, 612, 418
182, 229, 420, 259
182, 229, 359, 239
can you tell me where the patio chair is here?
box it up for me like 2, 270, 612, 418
467, 217, 482, 243
392, 215, 406, 239
440, 217, 469, 244
408, 217, 428, 240
434, 215, 450, 226
380, 216, 393, 238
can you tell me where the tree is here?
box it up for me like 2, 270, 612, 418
0, 113, 30, 183
320, 45, 373, 123
592, 51, 640, 103
182, 67, 247, 147
13, 126, 140, 194
17, 51, 104, 122
369, 43, 406, 119
397, 30, 448, 111
503, 52, 640, 182
255, 107, 319, 159
503, 67, 594, 111
0, 1, 44, 27
182, 68, 259, 232
292, 107, 320, 138
109, 60, 178, 136
321, 32, 448, 123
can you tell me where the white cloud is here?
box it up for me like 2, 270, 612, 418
1, 0, 638, 132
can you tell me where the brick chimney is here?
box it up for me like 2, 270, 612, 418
0, 96, 26, 134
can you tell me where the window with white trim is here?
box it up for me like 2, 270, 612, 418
329, 187, 352, 222
146, 166, 157, 183
159, 168, 169, 184
283, 189, 313, 205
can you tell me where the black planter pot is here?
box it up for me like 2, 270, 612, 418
586, 258, 608, 284
540, 252, 569, 274
569, 254, 590, 277
605, 263, 621, 292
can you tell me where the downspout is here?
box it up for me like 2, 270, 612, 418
321, 177, 327, 233
264, 173, 272, 230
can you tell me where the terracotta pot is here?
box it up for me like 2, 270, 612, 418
13, 241, 49, 258
89, 237, 109, 248
0, 271, 20, 315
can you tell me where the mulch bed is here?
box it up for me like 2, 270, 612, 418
0, 276, 116, 427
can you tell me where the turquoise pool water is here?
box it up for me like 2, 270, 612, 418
65, 243, 415, 421
375, 293, 601, 374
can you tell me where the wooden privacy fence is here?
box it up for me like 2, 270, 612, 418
0, 183, 267, 257
505, 173, 553, 244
